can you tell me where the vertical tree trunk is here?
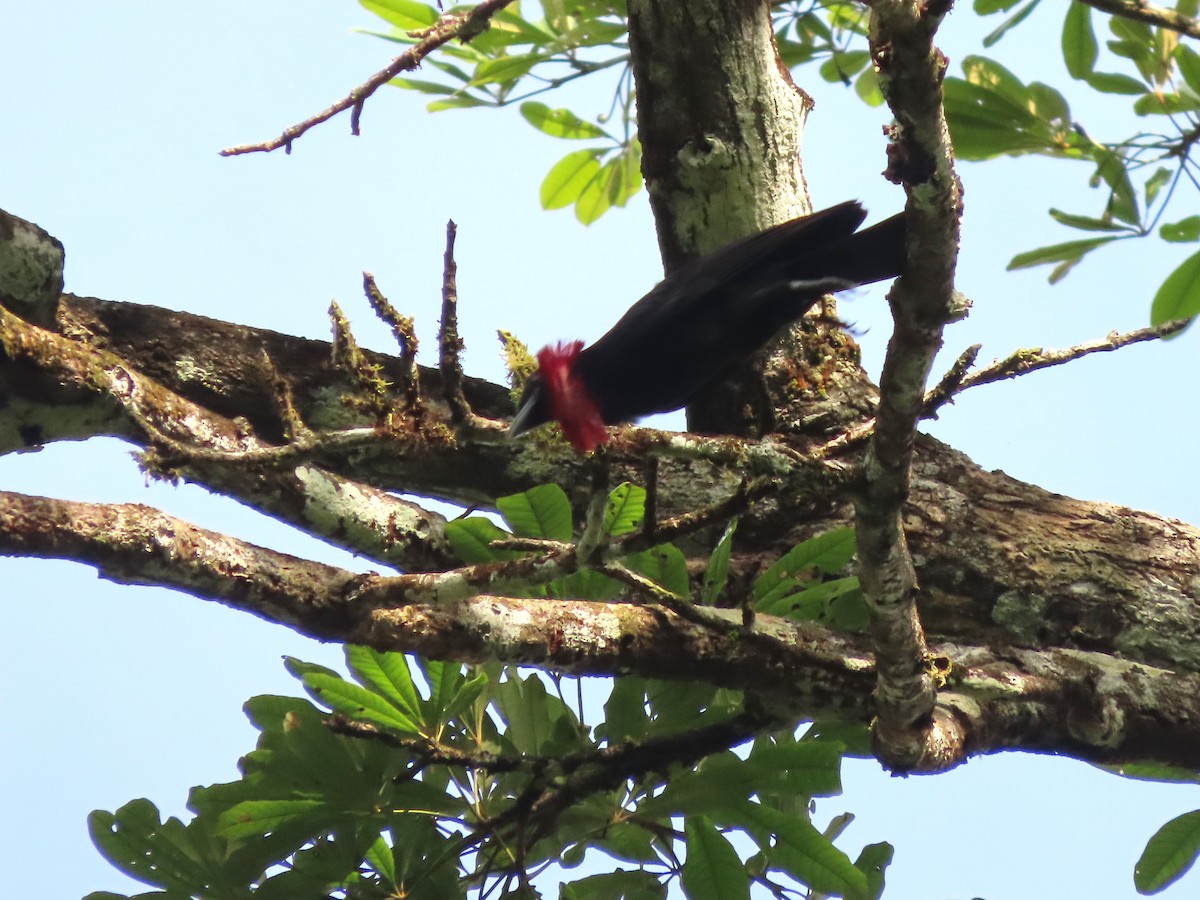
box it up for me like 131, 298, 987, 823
626, 0, 817, 437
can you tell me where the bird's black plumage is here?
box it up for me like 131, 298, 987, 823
510, 201, 906, 448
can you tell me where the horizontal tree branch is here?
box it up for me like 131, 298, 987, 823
5, 489, 1199, 771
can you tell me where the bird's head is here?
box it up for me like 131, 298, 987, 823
508, 340, 609, 454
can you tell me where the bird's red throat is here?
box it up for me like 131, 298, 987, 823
537, 341, 609, 454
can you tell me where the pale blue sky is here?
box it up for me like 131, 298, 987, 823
2, 2, 1198, 898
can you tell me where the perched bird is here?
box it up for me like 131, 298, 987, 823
509, 201, 907, 453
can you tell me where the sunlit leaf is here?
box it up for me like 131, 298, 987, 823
360, 0, 439, 31
1007, 236, 1119, 273
1150, 249, 1200, 329
540, 149, 604, 210
1161, 216, 1200, 243
1048, 208, 1127, 232
497, 483, 573, 540
1136, 810, 1200, 894
1062, 1, 1097, 79
982, 0, 1041, 46
520, 101, 611, 139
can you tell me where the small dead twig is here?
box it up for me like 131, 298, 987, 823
363, 271, 422, 411
439, 219, 473, 423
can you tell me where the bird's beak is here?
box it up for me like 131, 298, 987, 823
508, 384, 543, 439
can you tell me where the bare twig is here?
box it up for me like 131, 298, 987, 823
923, 319, 1191, 417
219, 0, 520, 156
439, 219, 473, 423
1076, 0, 1200, 39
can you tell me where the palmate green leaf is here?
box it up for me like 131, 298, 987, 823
1062, 0, 1097, 79
302, 671, 421, 734
682, 817, 751, 900
88, 800, 205, 895
1161, 216, 1200, 243
345, 645, 423, 726
722, 801, 868, 899
214, 798, 330, 841
419, 658, 488, 726
701, 518, 737, 605
520, 101, 610, 139
497, 483, 573, 540
493, 671, 583, 754
1135, 810, 1200, 894
1151, 249, 1200, 330
541, 148, 604, 210
360, 0, 439, 31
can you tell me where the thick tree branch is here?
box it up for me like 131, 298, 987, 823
219, 0, 519, 156
6, 490, 1200, 771
861, 0, 963, 769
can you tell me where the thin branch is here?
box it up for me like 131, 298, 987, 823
439, 218, 473, 423
219, 0, 520, 156
1076, 0, 1200, 39
923, 319, 1192, 417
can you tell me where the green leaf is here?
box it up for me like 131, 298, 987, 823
757, 576, 861, 620
681, 817, 751, 900
854, 66, 885, 107
540, 149, 604, 210
445, 516, 516, 563
470, 54, 542, 88
1048, 208, 1127, 232
302, 671, 421, 734
974, 0, 1023, 13
360, 0, 439, 30
426, 95, 491, 112
497, 483, 573, 540
701, 518, 737, 605
88, 801, 204, 894
819, 50, 870, 84
1177, 45, 1200, 94
604, 482, 646, 536
493, 672, 581, 754
724, 801, 868, 899
563, 869, 665, 900
626, 543, 690, 597
1136, 810, 1200, 894
345, 646, 423, 726
421, 659, 488, 727
1062, 1, 1097, 79
1161, 216, 1200, 243
520, 101, 610, 139
1007, 236, 1119, 272
1151, 249, 1200, 328
982, 0, 1041, 46
753, 528, 856, 602
1134, 92, 1200, 115
854, 842, 894, 900
1145, 167, 1173, 205
1100, 762, 1200, 784
214, 798, 329, 841
575, 160, 617, 224
1085, 71, 1148, 94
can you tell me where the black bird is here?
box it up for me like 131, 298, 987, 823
509, 201, 907, 452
